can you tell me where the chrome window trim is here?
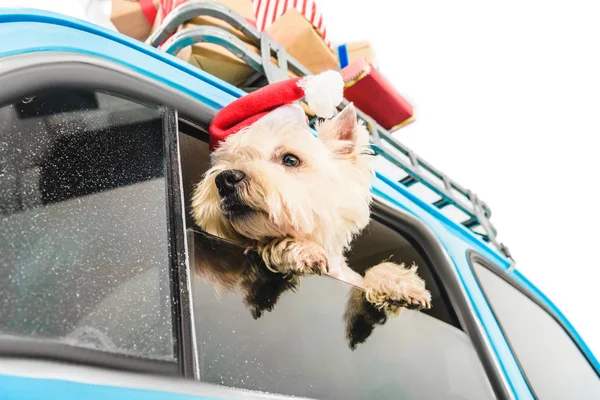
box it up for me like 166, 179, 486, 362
163, 108, 200, 378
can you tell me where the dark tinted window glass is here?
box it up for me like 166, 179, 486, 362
473, 262, 600, 399
181, 130, 495, 399
0, 90, 174, 360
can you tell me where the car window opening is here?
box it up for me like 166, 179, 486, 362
179, 122, 496, 400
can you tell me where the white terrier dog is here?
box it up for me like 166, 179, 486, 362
190, 72, 431, 348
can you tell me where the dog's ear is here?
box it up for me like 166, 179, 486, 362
317, 103, 362, 155
331, 103, 359, 143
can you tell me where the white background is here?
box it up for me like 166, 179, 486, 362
2, 0, 598, 357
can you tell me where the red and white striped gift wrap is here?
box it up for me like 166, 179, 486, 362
252, 0, 331, 47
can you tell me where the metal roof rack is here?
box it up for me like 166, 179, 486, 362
148, 0, 514, 264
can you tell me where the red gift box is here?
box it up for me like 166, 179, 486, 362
340, 57, 414, 132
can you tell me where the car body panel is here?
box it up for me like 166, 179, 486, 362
0, 373, 209, 400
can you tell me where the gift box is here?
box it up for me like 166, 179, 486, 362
111, 0, 159, 42
253, 0, 331, 46
337, 41, 377, 68
185, 36, 259, 86
267, 8, 338, 75
340, 57, 414, 132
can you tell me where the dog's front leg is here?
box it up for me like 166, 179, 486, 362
328, 255, 366, 288
257, 238, 329, 276
341, 261, 432, 350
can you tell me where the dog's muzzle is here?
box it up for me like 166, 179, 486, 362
215, 169, 253, 218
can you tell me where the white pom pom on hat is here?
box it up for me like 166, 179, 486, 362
298, 70, 345, 119
209, 70, 345, 151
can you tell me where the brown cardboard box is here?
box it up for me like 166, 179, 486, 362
187, 43, 258, 87
111, 0, 159, 42
184, 41, 303, 87
267, 8, 339, 75
176, 19, 259, 87
187, 15, 253, 44
210, 0, 254, 20
182, 41, 307, 90
344, 41, 377, 67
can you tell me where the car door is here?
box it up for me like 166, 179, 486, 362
0, 9, 512, 400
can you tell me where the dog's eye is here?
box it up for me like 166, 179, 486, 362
281, 153, 301, 167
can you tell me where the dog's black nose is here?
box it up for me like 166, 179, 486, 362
215, 169, 246, 196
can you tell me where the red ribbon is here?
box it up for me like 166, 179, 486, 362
140, 0, 158, 24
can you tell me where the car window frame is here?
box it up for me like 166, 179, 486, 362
178, 119, 513, 398
468, 250, 600, 399
368, 199, 512, 400
0, 54, 201, 378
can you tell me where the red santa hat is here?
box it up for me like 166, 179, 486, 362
208, 70, 345, 151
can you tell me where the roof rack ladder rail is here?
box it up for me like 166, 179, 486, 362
374, 126, 498, 234
146, 0, 260, 48
341, 102, 511, 260
433, 175, 454, 209
260, 34, 290, 83
160, 25, 263, 72
467, 190, 499, 243
146, 1, 312, 85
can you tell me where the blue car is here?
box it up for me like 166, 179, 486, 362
0, 7, 598, 400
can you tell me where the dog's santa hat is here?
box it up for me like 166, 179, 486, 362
208, 70, 345, 151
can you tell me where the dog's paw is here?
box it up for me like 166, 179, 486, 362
293, 243, 329, 276
363, 262, 431, 314
259, 239, 329, 276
